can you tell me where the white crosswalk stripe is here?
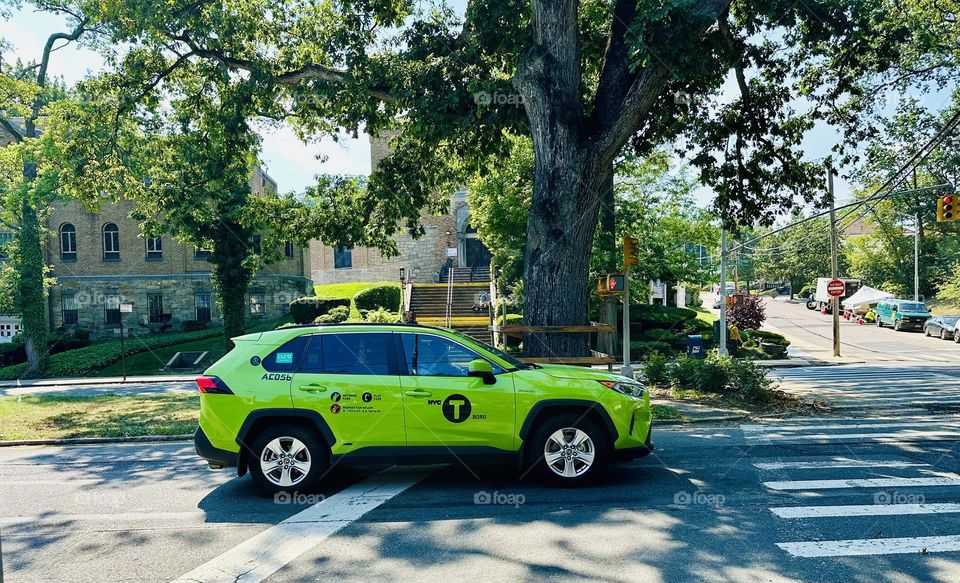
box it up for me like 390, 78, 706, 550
748, 418, 960, 558
774, 365, 960, 408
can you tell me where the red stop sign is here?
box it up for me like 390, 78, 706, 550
827, 279, 845, 297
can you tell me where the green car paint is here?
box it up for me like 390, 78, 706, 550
193, 323, 653, 483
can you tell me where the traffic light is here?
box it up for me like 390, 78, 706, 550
623, 237, 640, 271
938, 195, 959, 222
607, 274, 625, 293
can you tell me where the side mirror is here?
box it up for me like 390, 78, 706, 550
468, 359, 496, 385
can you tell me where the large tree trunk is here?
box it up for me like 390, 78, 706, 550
211, 220, 254, 346
17, 167, 49, 378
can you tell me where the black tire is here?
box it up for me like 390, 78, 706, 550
877, 318, 883, 328
954, 330, 960, 344
248, 425, 328, 495
925, 327, 932, 337
942, 329, 949, 340
528, 414, 609, 487
894, 321, 902, 332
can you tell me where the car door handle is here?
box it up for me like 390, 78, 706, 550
298, 384, 327, 393
404, 389, 432, 398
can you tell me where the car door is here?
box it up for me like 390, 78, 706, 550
397, 332, 515, 452
289, 332, 406, 455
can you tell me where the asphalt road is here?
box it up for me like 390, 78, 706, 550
763, 297, 960, 363
6, 417, 960, 582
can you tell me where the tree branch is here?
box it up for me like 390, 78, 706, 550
0, 117, 23, 143
173, 34, 395, 102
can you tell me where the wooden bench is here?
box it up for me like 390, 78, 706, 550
489, 324, 616, 368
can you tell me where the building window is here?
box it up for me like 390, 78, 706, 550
147, 293, 164, 324
102, 223, 120, 261
105, 294, 121, 326
62, 293, 78, 326
194, 247, 210, 261
250, 291, 265, 316
334, 246, 352, 269
284, 241, 295, 259
195, 292, 212, 322
146, 237, 163, 260
251, 234, 262, 255
60, 224, 77, 261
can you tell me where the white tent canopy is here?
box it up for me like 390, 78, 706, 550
842, 286, 894, 309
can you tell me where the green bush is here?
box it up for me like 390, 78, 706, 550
631, 304, 697, 331
727, 358, 777, 401
314, 305, 350, 324
666, 351, 776, 399
0, 328, 224, 380
642, 328, 681, 344
289, 297, 351, 324
496, 313, 523, 326
364, 307, 403, 323
181, 320, 208, 332
641, 352, 670, 386
630, 341, 674, 361
743, 329, 790, 346
697, 353, 731, 392
798, 285, 814, 299
353, 284, 401, 313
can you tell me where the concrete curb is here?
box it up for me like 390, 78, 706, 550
0, 434, 193, 447
0, 376, 195, 389
656, 414, 749, 425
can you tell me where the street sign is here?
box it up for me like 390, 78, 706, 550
827, 280, 845, 297
119, 303, 134, 313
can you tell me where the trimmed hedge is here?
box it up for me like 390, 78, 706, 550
743, 329, 790, 346
289, 297, 351, 324
313, 305, 350, 324
0, 328, 223, 380
631, 304, 697, 330
642, 328, 682, 344
353, 284, 402, 313
630, 340, 674, 360
364, 307, 403, 323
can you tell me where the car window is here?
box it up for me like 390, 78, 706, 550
262, 335, 310, 373
900, 303, 925, 312
317, 333, 394, 375
401, 334, 498, 377
946, 317, 959, 326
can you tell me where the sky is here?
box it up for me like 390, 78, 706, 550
1, 5, 954, 211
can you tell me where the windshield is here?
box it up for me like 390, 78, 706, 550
445, 328, 534, 370
898, 303, 927, 312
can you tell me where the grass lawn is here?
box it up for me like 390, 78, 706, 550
96, 336, 230, 377
314, 281, 396, 319
651, 404, 682, 420
0, 394, 198, 441
694, 308, 718, 324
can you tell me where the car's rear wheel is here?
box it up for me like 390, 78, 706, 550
925, 327, 932, 337
249, 426, 327, 495
955, 330, 960, 343
530, 415, 608, 486
877, 318, 883, 328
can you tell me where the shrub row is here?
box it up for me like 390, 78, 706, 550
353, 284, 402, 313
289, 297, 352, 324
0, 327, 224, 380
313, 305, 350, 324
641, 352, 777, 401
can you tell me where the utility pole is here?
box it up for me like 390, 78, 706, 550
719, 228, 729, 356
828, 171, 841, 358
914, 169, 920, 302
622, 275, 632, 378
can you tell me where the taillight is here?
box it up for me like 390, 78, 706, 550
196, 376, 233, 395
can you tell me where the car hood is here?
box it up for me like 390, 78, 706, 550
536, 363, 634, 383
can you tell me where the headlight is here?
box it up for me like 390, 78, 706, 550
597, 380, 645, 397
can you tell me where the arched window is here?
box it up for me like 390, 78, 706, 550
102, 223, 120, 261
60, 224, 77, 261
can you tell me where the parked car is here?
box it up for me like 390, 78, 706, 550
924, 316, 960, 340
876, 299, 931, 332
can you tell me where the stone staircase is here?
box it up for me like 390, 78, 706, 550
439, 266, 491, 283
408, 282, 493, 344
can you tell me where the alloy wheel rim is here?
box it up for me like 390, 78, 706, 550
543, 427, 595, 478
260, 437, 312, 487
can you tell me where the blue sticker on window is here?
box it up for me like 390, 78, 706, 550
275, 352, 294, 364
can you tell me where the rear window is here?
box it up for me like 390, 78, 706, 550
262, 335, 310, 372
317, 332, 394, 375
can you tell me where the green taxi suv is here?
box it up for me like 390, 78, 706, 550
876, 299, 931, 332
193, 323, 653, 493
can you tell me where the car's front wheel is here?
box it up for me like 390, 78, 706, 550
249, 426, 327, 495
942, 329, 949, 340
894, 321, 902, 331
531, 415, 608, 486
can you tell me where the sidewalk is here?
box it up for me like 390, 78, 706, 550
0, 374, 195, 388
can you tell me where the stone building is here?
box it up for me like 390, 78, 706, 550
309, 134, 492, 284
0, 119, 312, 339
